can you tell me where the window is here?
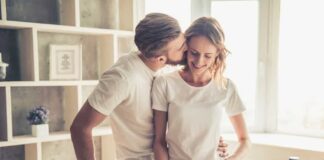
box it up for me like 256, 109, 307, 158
144, 0, 324, 138
277, 0, 324, 137
211, 0, 259, 130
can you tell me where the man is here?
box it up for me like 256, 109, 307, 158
70, 13, 228, 160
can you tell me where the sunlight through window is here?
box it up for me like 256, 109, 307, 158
278, 0, 324, 137
212, 1, 259, 130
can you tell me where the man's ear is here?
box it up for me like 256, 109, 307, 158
155, 55, 167, 64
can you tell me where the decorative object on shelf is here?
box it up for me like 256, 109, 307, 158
26, 106, 50, 137
49, 44, 82, 80
0, 52, 9, 81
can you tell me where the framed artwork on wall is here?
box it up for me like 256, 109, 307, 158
49, 44, 82, 80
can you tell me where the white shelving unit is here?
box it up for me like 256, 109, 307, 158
0, 0, 138, 159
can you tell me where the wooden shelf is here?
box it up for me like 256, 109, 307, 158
0, 20, 134, 36
0, 80, 98, 87
0, 127, 112, 147
0, 0, 138, 159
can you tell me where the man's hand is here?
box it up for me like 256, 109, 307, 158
217, 136, 229, 158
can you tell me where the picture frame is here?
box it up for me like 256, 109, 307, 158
49, 44, 82, 80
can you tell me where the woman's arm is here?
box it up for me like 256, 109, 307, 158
227, 114, 251, 160
153, 110, 169, 160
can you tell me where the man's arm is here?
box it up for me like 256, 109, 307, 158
70, 101, 106, 160
153, 110, 169, 160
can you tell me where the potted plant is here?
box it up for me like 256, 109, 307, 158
26, 106, 49, 137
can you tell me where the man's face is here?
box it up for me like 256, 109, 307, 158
164, 34, 187, 65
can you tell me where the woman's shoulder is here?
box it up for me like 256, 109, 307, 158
212, 77, 235, 92
223, 78, 240, 95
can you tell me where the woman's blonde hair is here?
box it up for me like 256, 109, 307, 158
184, 17, 229, 89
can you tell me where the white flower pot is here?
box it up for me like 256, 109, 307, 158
31, 124, 49, 137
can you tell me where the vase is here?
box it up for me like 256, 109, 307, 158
31, 124, 49, 137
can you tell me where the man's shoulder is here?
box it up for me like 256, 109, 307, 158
101, 53, 139, 81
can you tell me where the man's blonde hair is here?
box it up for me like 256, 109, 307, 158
135, 13, 181, 58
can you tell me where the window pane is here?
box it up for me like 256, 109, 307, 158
145, 0, 191, 30
211, 1, 259, 130
278, 0, 324, 137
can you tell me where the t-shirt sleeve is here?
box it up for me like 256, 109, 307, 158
225, 79, 246, 116
88, 70, 129, 115
152, 76, 168, 112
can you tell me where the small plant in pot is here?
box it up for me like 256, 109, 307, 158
26, 106, 49, 137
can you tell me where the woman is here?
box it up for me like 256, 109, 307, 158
152, 17, 251, 160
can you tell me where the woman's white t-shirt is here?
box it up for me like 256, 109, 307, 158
152, 71, 246, 160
